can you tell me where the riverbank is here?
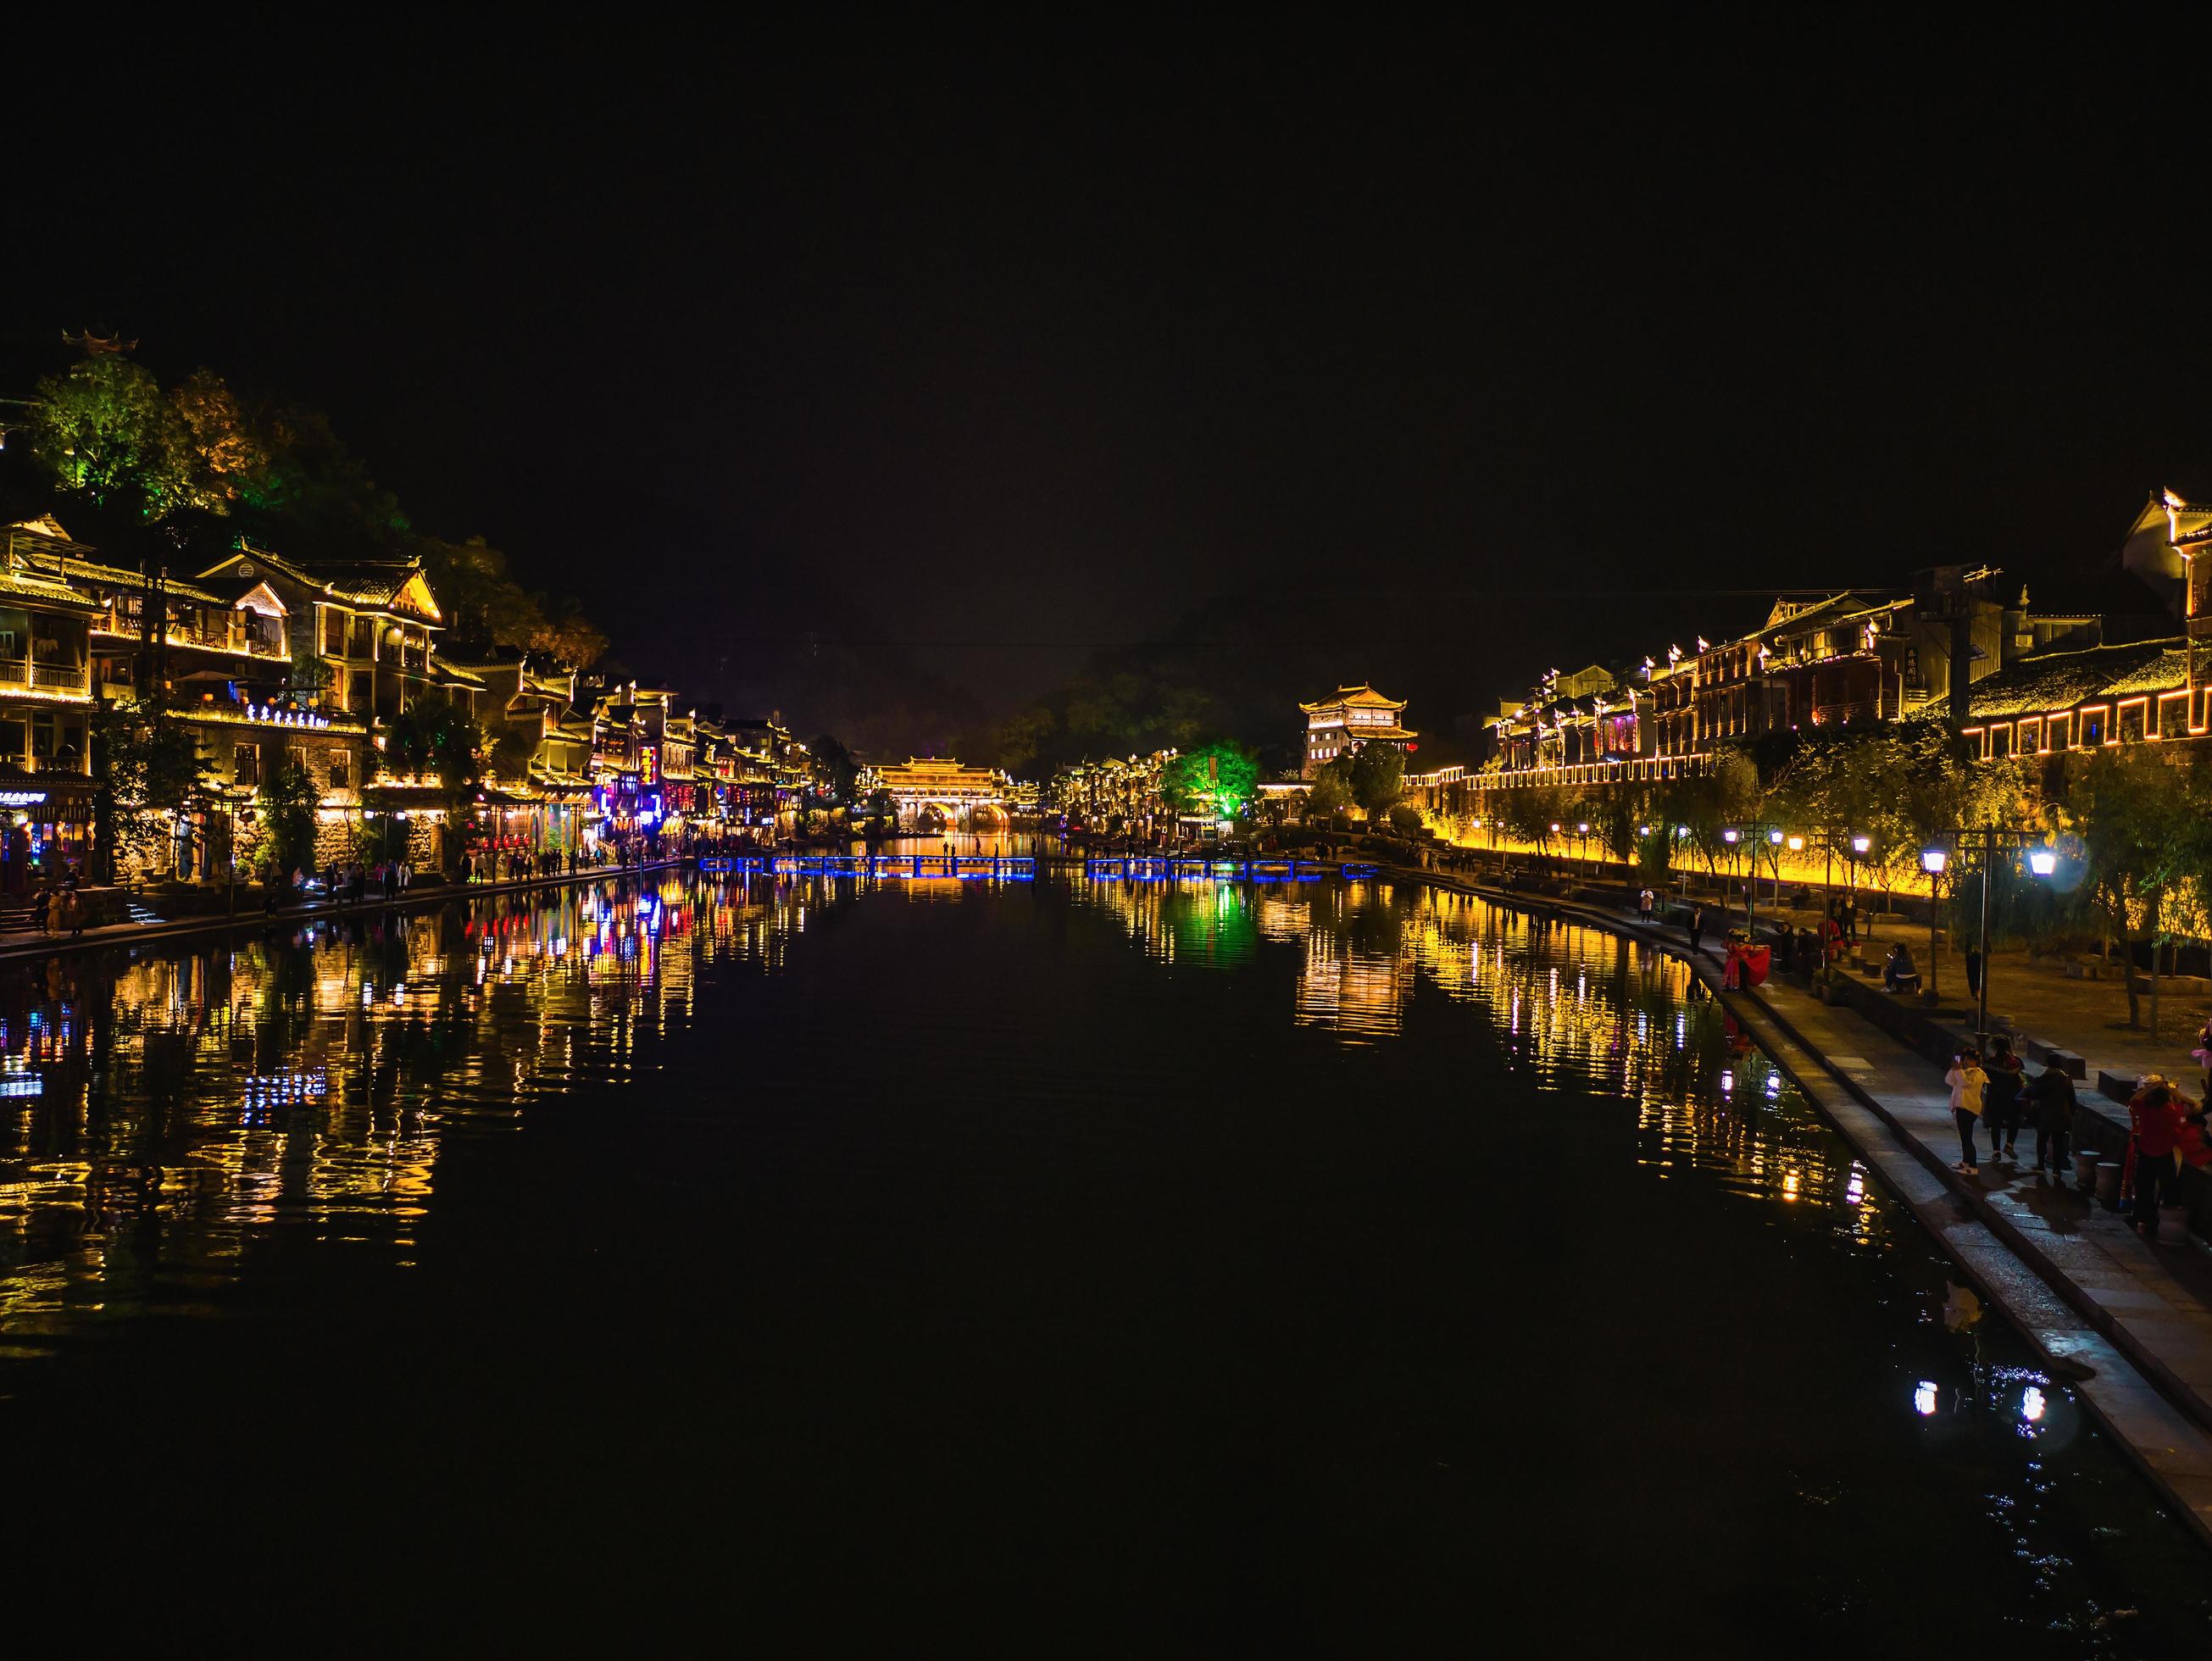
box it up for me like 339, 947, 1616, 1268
1381, 859, 2212, 1546
0, 858, 694, 963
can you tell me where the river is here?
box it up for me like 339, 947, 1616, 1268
1, 867, 2204, 1653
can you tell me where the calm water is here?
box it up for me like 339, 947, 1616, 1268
1, 870, 2205, 1653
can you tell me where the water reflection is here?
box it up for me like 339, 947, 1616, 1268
0, 874, 818, 1352
1, 869, 2203, 1644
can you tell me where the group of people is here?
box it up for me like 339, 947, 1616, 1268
462, 847, 589, 883
25, 876, 84, 936
1947, 1034, 2212, 1242
1944, 1039, 2081, 1179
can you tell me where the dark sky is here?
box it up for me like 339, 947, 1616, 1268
5, 33, 2208, 734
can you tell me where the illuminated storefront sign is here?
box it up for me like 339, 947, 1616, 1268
0, 791, 49, 807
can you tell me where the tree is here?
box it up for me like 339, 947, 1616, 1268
380, 697, 486, 872
1304, 764, 1352, 822
1387, 803, 1424, 836
419, 535, 549, 651
2063, 746, 2212, 1036
808, 733, 859, 803
1163, 741, 1260, 819
258, 758, 323, 877
1348, 743, 1404, 823
530, 596, 609, 670
1500, 783, 1574, 864
29, 355, 196, 517
90, 696, 215, 882
483, 719, 537, 783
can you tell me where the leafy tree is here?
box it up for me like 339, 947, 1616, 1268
90, 696, 216, 882
1585, 785, 1645, 867
483, 719, 537, 783
1348, 742, 1405, 822
30, 355, 186, 514
808, 733, 859, 803
1499, 783, 1574, 863
992, 706, 1057, 774
527, 595, 608, 670
379, 697, 486, 872
1387, 803, 1424, 836
258, 758, 323, 877
1303, 766, 1352, 821
1163, 741, 1260, 819
2061, 746, 2212, 1035
419, 535, 549, 651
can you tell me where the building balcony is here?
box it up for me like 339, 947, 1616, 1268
0, 660, 91, 698
96, 614, 288, 660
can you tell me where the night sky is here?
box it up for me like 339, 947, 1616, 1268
6, 38, 2207, 741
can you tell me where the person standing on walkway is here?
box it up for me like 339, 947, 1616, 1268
1945, 1049, 1987, 1174
1965, 947, 1983, 1000
1687, 903, 1705, 958
1638, 886, 1653, 922
2031, 1060, 2077, 1182
2193, 1014, 2212, 1106
2128, 1080, 2186, 1239
1985, 1038, 2026, 1160
1841, 892, 1858, 944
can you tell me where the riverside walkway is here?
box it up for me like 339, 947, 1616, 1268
1401, 864, 2212, 1543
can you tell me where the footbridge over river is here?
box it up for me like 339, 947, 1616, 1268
697, 854, 1380, 883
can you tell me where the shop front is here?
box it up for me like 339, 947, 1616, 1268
0, 770, 95, 892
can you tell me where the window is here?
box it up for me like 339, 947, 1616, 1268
2081, 709, 2106, 746
2046, 713, 2072, 750
350, 616, 376, 658
2159, 696, 2190, 740
350, 670, 371, 713
234, 743, 258, 788
31, 714, 53, 760
324, 608, 346, 654
2118, 703, 2148, 744
329, 749, 352, 789
1988, 725, 2012, 760
0, 719, 22, 759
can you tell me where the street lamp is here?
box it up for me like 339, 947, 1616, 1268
1923, 832, 2054, 1042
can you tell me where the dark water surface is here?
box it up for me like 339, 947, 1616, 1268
2, 872, 2206, 1653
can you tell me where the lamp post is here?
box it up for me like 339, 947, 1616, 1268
1922, 830, 2056, 1045
1722, 822, 1785, 941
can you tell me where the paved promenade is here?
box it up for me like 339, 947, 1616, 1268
1401, 864, 2212, 1542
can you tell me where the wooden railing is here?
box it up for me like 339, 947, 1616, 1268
0, 659, 90, 693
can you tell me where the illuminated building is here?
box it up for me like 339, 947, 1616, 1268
1048, 750, 1172, 831
875, 757, 1009, 828
1298, 685, 1414, 777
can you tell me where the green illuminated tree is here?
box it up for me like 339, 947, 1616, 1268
30, 355, 195, 517
1164, 741, 1259, 819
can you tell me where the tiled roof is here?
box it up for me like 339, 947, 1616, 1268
1967, 638, 2187, 719
1300, 685, 1406, 714
24, 553, 226, 606
0, 569, 98, 611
